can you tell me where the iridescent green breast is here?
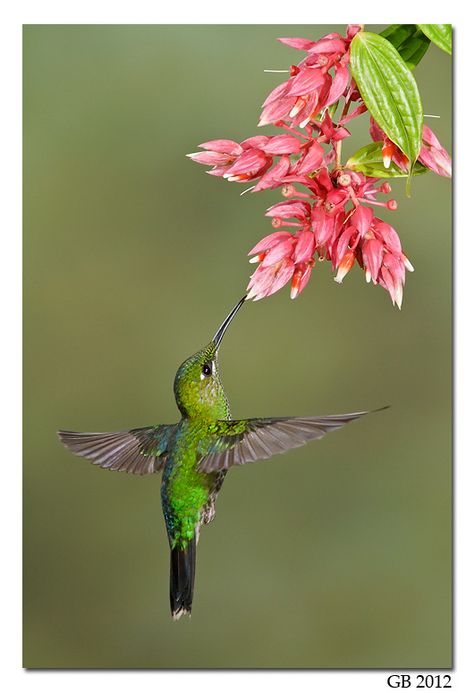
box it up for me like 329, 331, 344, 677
161, 419, 222, 548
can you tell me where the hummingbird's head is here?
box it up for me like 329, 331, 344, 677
173, 296, 246, 420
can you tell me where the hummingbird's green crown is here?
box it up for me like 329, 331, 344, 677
173, 297, 246, 420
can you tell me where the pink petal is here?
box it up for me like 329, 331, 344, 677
199, 139, 243, 155
259, 96, 297, 127
225, 149, 268, 176
369, 117, 384, 142
281, 174, 319, 191
383, 253, 405, 285
315, 168, 334, 192
293, 230, 315, 263
278, 37, 317, 51
289, 91, 318, 127
380, 260, 404, 308
292, 141, 324, 175
247, 259, 294, 300
240, 135, 270, 150
252, 155, 291, 192
262, 237, 295, 266
259, 135, 303, 155
418, 148, 452, 177
346, 25, 362, 40
206, 165, 232, 177
311, 206, 335, 246
351, 205, 373, 236
267, 259, 295, 295
248, 231, 293, 256
313, 75, 332, 115
326, 188, 349, 207
265, 200, 311, 220
422, 124, 443, 148
339, 102, 367, 125
380, 266, 396, 303
262, 80, 291, 108
419, 126, 451, 177
332, 126, 351, 141
307, 37, 346, 54
335, 225, 358, 267
187, 151, 233, 165
324, 65, 350, 107
247, 264, 275, 300
373, 219, 402, 254
362, 238, 383, 279
286, 67, 325, 97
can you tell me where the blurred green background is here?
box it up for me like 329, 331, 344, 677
23, 25, 451, 668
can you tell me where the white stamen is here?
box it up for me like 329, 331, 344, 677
263, 69, 290, 73
299, 118, 310, 128
249, 256, 260, 264
365, 269, 372, 284
289, 103, 302, 118
424, 114, 441, 118
240, 185, 255, 196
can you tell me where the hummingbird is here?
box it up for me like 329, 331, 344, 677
58, 296, 380, 620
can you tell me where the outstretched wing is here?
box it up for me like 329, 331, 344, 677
198, 411, 374, 473
58, 424, 177, 475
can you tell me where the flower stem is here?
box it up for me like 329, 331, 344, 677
335, 140, 342, 168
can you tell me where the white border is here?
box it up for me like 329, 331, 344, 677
4, 2, 469, 692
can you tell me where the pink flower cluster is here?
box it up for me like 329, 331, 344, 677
189, 26, 451, 308
247, 169, 412, 307
259, 26, 361, 128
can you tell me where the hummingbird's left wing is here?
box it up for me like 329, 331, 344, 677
198, 411, 375, 473
58, 424, 177, 475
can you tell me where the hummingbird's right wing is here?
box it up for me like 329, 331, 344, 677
198, 411, 377, 473
58, 424, 177, 475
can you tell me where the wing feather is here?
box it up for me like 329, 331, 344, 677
58, 424, 177, 475
199, 411, 376, 472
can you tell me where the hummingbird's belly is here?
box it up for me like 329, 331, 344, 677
161, 446, 216, 548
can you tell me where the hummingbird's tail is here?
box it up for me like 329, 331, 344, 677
169, 536, 196, 620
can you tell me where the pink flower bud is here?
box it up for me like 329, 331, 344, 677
334, 251, 355, 283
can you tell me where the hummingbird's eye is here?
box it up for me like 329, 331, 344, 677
202, 363, 212, 377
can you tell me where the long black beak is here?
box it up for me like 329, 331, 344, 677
213, 296, 246, 349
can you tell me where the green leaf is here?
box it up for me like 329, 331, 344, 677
401, 36, 431, 70
380, 24, 414, 49
380, 24, 430, 70
346, 142, 428, 178
350, 31, 423, 167
417, 24, 452, 55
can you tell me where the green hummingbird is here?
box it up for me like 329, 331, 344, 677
59, 296, 380, 620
